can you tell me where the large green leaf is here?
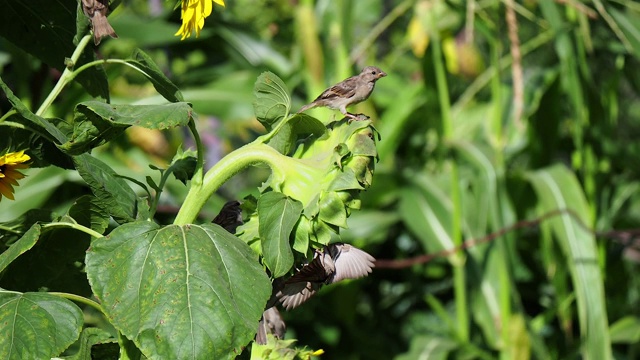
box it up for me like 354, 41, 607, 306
85, 221, 271, 359
526, 164, 611, 359
60, 101, 194, 155
258, 192, 302, 277
0, 291, 83, 360
0, 0, 109, 98
73, 154, 140, 223
253, 71, 291, 130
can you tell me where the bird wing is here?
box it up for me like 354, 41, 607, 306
314, 76, 358, 102
285, 254, 331, 284
330, 244, 375, 283
277, 281, 323, 310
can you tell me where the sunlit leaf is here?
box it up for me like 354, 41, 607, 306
253, 71, 291, 130
527, 164, 611, 358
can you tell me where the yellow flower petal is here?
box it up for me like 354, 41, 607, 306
0, 181, 15, 200
175, 0, 225, 40
0, 150, 30, 201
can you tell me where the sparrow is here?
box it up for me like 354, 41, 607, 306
276, 243, 375, 310
297, 66, 387, 121
255, 307, 286, 345
82, 0, 118, 45
212, 200, 243, 234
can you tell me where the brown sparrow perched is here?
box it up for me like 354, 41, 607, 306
82, 0, 118, 45
276, 243, 375, 310
297, 66, 387, 121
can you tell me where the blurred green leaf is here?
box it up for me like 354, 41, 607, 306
609, 316, 640, 344
253, 71, 291, 130
399, 173, 454, 255
527, 165, 611, 359
394, 335, 457, 360
258, 192, 302, 277
86, 221, 270, 359
0, 291, 82, 360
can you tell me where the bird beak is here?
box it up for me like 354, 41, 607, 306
378, 71, 387, 78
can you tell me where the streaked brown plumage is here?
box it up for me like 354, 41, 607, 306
276, 243, 375, 310
255, 307, 286, 345
82, 0, 118, 45
212, 200, 243, 234
298, 66, 387, 120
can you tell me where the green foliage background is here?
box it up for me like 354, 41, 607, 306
1, 0, 640, 358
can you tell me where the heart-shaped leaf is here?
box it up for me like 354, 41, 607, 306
86, 221, 271, 359
0, 291, 83, 360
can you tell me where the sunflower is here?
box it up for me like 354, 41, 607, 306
0, 150, 31, 202
175, 0, 225, 40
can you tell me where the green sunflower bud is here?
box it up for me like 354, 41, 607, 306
237, 72, 378, 277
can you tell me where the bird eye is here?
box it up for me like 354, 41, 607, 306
371, 71, 377, 75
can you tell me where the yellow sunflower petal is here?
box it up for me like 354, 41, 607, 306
0, 181, 15, 200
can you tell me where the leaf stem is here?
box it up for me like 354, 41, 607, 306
0, 109, 17, 124
174, 143, 288, 225
41, 222, 103, 239
49, 292, 104, 314
36, 35, 92, 116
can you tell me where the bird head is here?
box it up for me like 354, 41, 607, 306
361, 66, 387, 82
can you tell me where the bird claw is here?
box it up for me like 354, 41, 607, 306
346, 113, 370, 123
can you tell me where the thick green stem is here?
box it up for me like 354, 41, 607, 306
174, 143, 288, 225
430, 11, 468, 342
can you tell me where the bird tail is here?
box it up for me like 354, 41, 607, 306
297, 102, 317, 114
92, 14, 118, 45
